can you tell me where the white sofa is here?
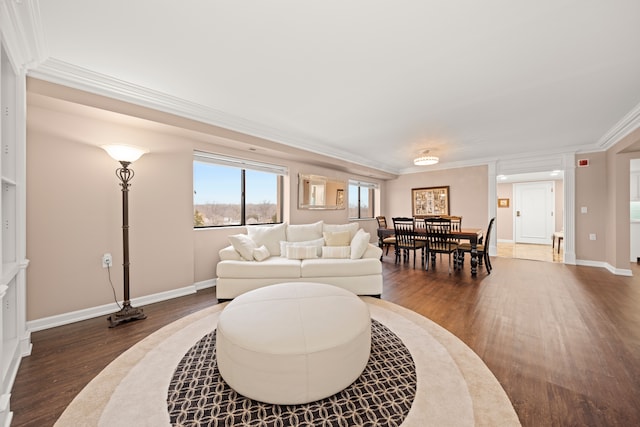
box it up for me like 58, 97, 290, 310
215, 221, 383, 300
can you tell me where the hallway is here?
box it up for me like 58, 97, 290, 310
497, 242, 564, 263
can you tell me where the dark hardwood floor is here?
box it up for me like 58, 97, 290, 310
11, 255, 640, 426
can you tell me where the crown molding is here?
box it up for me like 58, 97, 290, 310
0, 0, 46, 71
28, 58, 401, 176
597, 100, 640, 150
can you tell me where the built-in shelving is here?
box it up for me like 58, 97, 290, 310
0, 29, 30, 427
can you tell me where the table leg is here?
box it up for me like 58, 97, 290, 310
470, 241, 478, 275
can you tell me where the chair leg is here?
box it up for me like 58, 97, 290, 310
423, 248, 428, 271
485, 252, 492, 273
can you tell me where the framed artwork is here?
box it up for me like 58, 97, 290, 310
411, 186, 450, 217
498, 198, 510, 208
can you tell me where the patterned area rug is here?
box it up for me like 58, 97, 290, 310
167, 320, 417, 426
55, 297, 521, 426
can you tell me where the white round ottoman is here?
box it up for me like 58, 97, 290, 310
216, 282, 371, 405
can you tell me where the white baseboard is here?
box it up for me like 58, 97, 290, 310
575, 259, 633, 276
26, 282, 217, 332
195, 278, 216, 291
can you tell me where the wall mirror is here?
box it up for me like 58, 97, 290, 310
298, 174, 346, 210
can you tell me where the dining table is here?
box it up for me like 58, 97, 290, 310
450, 228, 483, 275
377, 227, 484, 275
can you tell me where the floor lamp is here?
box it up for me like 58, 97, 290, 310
102, 144, 148, 328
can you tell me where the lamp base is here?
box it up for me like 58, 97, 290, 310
107, 302, 147, 328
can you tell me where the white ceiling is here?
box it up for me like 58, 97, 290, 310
26, 0, 640, 175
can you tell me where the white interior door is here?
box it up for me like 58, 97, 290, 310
514, 181, 554, 244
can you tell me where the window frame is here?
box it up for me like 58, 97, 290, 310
193, 151, 286, 228
348, 180, 378, 219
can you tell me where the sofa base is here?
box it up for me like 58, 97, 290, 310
215, 275, 383, 300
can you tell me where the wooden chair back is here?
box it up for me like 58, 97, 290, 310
392, 217, 416, 249
376, 216, 388, 229
424, 217, 454, 251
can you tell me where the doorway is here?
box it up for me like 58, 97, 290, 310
514, 181, 554, 245
496, 172, 563, 263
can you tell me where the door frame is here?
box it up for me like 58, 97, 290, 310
514, 181, 555, 245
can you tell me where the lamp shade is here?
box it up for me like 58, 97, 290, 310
101, 144, 148, 163
413, 154, 439, 166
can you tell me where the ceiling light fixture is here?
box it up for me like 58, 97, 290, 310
414, 150, 439, 166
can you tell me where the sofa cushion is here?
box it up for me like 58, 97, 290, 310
321, 246, 351, 259
350, 229, 371, 259
228, 234, 257, 260
280, 238, 324, 257
323, 231, 351, 246
247, 223, 287, 256
286, 221, 323, 242
301, 258, 382, 277
323, 222, 359, 240
216, 257, 301, 278
252, 245, 270, 261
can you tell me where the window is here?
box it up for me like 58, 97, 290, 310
193, 151, 286, 227
349, 180, 377, 219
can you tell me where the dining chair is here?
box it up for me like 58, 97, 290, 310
376, 216, 396, 258
424, 217, 458, 274
392, 217, 427, 269
457, 217, 495, 274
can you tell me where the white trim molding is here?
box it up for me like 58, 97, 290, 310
576, 259, 632, 277
0, 0, 46, 71
28, 58, 399, 176
194, 278, 216, 291
597, 101, 640, 150
27, 284, 203, 332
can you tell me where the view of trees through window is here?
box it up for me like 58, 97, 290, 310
349, 182, 375, 219
194, 160, 282, 227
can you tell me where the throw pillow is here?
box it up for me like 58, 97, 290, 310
286, 221, 324, 242
350, 228, 371, 259
247, 223, 287, 256
252, 245, 270, 262
279, 238, 325, 257
323, 230, 351, 246
323, 222, 359, 240
321, 245, 351, 259
286, 245, 318, 260
228, 234, 257, 260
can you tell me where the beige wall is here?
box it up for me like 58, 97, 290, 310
383, 166, 489, 230
496, 183, 513, 240
26, 99, 381, 321
575, 152, 608, 262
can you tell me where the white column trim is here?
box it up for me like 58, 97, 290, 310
487, 161, 497, 256
563, 153, 577, 265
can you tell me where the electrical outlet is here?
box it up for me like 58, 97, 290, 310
589, 234, 597, 241
102, 253, 112, 268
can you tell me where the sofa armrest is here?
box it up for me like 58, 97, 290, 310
219, 245, 243, 261
361, 243, 383, 260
